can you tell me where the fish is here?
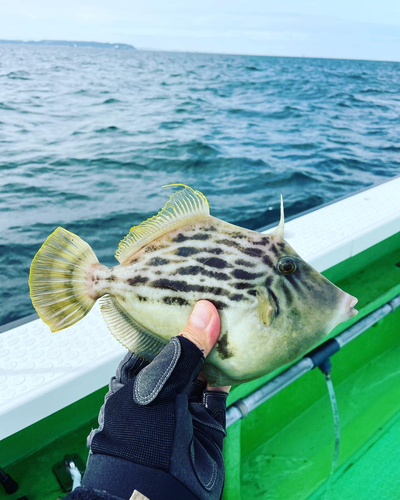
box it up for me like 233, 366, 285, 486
29, 184, 358, 386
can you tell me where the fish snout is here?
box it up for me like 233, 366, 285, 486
339, 292, 358, 320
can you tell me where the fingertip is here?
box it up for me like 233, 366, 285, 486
181, 300, 221, 357
200, 300, 220, 349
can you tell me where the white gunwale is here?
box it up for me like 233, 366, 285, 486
1, 176, 399, 441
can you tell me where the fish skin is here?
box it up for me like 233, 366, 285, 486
89, 215, 354, 386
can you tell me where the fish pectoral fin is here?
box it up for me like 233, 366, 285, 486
115, 185, 210, 264
256, 286, 275, 327
100, 294, 167, 361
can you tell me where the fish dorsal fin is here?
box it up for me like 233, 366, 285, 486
115, 185, 210, 264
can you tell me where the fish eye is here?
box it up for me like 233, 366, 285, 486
278, 257, 297, 275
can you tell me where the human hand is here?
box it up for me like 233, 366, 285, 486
81, 300, 230, 500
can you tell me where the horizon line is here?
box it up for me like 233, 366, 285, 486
0, 38, 399, 64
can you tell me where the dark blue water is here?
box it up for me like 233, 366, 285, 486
1, 45, 400, 327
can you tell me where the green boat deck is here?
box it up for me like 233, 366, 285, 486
1, 232, 399, 500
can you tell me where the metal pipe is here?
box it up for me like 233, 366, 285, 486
0, 467, 18, 495
335, 304, 392, 348
226, 293, 400, 428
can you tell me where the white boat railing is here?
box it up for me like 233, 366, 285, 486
1, 176, 400, 441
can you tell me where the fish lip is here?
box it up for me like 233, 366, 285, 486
348, 296, 358, 317
349, 296, 358, 308
349, 307, 358, 317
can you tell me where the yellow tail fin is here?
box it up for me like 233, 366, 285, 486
29, 227, 99, 332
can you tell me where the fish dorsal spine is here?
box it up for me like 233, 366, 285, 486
115, 185, 210, 264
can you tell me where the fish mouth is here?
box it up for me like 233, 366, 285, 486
346, 295, 358, 318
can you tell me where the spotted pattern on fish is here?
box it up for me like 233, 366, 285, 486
172, 233, 211, 243
207, 248, 223, 255
234, 282, 254, 290
152, 279, 234, 298
232, 269, 263, 280
230, 293, 244, 302
163, 296, 189, 306
111, 221, 311, 327
175, 247, 201, 257
207, 299, 229, 310
265, 276, 273, 287
262, 254, 275, 268
253, 237, 270, 246
176, 266, 230, 281
216, 333, 234, 359
281, 282, 293, 305
270, 244, 279, 256
235, 259, 255, 268
266, 286, 280, 316
196, 257, 231, 269
148, 257, 170, 266
127, 276, 149, 286
285, 274, 302, 292
216, 238, 262, 258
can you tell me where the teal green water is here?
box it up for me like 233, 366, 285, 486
1, 45, 400, 326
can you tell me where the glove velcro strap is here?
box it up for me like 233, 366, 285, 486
190, 402, 227, 437
133, 336, 204, 405
133, 338, 181, 405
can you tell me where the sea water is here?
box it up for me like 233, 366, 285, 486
1, 45, 400, 326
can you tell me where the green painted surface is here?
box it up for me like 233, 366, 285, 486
0, 418, 96, 500
0, 387, 107, 470
238, 309, 400, 499
311, 412, 400, 500
0, 388, 108, 499
222, 421, 242, 500
223, 231, 400, 499
1, 231, 399, 500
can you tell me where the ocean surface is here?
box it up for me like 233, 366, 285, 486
1, 45, 400, 327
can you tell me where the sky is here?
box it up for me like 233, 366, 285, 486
1, 0, 400, 61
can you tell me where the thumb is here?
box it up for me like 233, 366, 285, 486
180, 300, 221, 358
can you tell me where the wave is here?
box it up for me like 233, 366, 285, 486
94, 98, 122, 105
6, 71, 30, 80
95, 126, 120, 133
0, 102, 15, 110
1, 47, 400, 326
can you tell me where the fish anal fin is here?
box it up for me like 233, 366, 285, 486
100, 295, 167, 361
115, 185, 210, 264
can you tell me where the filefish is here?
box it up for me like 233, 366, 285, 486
29, 185, 358, 386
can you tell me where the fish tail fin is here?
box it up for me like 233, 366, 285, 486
29, 227, 99, 332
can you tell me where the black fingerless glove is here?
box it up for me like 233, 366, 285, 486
80, 336, 228, 500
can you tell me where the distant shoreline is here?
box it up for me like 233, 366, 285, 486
1, 39, 398, 63
0, 39, 135, 50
